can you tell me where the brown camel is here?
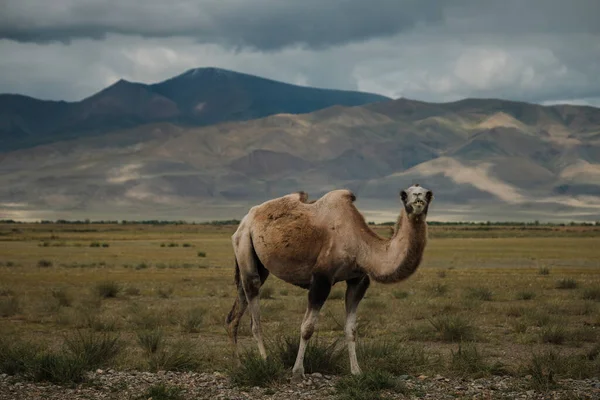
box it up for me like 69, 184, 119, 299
226, 184, 433, 378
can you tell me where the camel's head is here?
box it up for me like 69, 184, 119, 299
400, 184, 433, 217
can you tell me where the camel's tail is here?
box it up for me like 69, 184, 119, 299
226, 257, 242, 325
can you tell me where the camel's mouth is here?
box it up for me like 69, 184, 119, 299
410, 199, 427, 215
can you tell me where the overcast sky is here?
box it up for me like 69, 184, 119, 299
1, 0, 599, 106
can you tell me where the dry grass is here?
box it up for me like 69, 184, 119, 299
1, 222, 599, 383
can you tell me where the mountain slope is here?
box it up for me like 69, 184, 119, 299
1, 97, 599, 222
0, 67, 389, 152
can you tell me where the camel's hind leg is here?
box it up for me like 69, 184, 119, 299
225, 260, 249, 363
345, 275, 370, 375
292, 273, 332, 379
232, 233, 270, 360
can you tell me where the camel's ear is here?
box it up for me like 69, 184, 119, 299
400, 190, 408, 204
426, 190, 433, 202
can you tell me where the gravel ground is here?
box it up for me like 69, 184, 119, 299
1, 371, 599, 400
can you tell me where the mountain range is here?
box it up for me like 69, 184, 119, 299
1, 68, 599, 222
0, 67, 389, 152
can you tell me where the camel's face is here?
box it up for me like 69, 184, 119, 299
400, 184, 433, 216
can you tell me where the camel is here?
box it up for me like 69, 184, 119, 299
226, 184, 433, 379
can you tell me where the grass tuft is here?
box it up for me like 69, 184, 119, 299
229, 351, 285, 388
357, 340, 434, 375
37, 259, 53, 268
137, 329, 164, 354
181, 307, 206, 333
335, 369, 407, 400
64, 330, 123, 369
139, 384, 184, 400
556, 278, 578, 289
429, 315, 476, 342
197, 251, 207, 257
540, 325, 567, 345
147, 339, 202, 372
465, 287, 493, 301
95, 281, 121, 298
51, 287, 72, 307
516, 291, 536, 300
0, 295, 20, 317
538, 266, 551, 275
449, 343, 506, 378
271, 334, 344, 374
582, 287, 600, 301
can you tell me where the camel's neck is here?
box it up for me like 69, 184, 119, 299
358, 209, 428, 284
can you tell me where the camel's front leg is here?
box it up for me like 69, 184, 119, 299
345, 275, 370, 375
292, 273, 331, 379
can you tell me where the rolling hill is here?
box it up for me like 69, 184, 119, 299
1, 91, 600, 222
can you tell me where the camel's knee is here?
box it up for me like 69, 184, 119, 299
301, 320, 316, 341
242, 274, 261, 299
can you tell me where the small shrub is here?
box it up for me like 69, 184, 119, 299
51, 288, 72, 307
538, 266, 551, 275
272, 334, 345, 374
392, 290, 409, 299
32, 352, 86, 384
38, 259, 53, 268
95, 281, 121, 298
137, 329, 164, 354
168, 243, 179, 247
541, 325, 566, 345
429, 315, 476, 342
182, 243, 193, 248
181, 307, 205, 333
101, 243, 109, 248
140, 384, 184, 400
0, 338, 39, 375
160, 243, 166, 247
229, 351, 285, 387
582, 287, 600, 301
197, 251, 206, 257
259, 287, 274, 300
556, 278, 578, 289
5, 261, 15, 267
64, 331, 122, 369
90, 242, 101, 247
465, 287, 493, 301
516, 291, 536, 301
335, 369, 407, 400
135, 262, 149, 270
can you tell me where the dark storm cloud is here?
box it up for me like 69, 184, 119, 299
3, 0, 599, 50
0, 0, 444, 50
1, 0, 599, 105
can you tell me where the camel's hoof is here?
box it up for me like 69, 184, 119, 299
350, 368, 362, 376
